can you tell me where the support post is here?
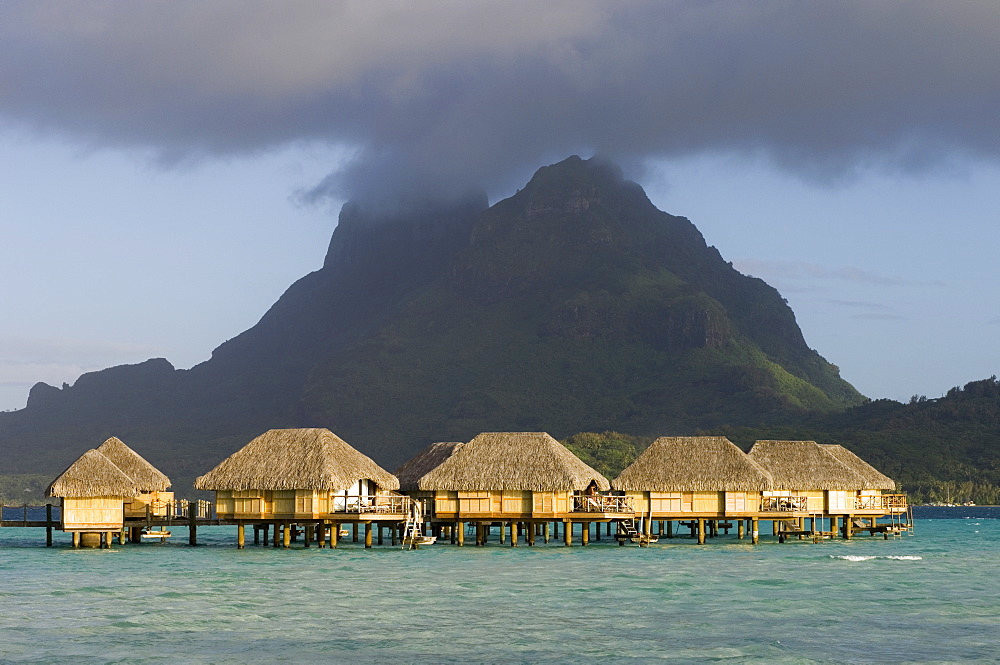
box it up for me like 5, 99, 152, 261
564, 521, 572, 546
43, 503, 54, 547
499, 521, 506, 544
455, 521, 464, 547
283, 522, 292, 548
544, 522, 550, 544
666, 520, 673, 538
331, 522, 339, 548
751, 518, 759, 545
737, 520, 745, 539
364, 522, 373, 549
581, 522, 590, 547
526, 522, 535, 546
188, 500, 198, 546
697, 519, 706, 544
237, 523, 246, 549
511, 522, 518, 547
377, 522, 384, 546
72, 531, 80, 548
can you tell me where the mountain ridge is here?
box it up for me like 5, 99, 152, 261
1, 155, 863, 490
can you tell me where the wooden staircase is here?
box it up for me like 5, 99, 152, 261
617, 518, 657, 546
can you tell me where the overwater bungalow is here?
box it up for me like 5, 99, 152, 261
46, 448, 142, 547
820, 444, 908, 522
747, 440, 908, 538
612, 436, 774, 543
747, 440, 865, 515
194, 428, 409, 548
399, 432, 632, 546
94, 437, 172, 519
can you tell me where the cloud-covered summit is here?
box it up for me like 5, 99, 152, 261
2, 1, 998, 208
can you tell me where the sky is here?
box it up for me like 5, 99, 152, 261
1, 1, 999, 411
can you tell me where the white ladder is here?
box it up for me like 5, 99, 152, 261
401, 501, 425, 550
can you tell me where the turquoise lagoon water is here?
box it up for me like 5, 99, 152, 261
0, 511, 997, 664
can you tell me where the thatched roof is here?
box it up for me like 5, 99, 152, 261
612, 436, 773, 492
47, 449, 143, 498
394, 442, 465, 491
95, 437, 171, 492
194, 428, 399, 492
747, 440, 869, 490
821, 445, 897, 490
416, 432, 610, 491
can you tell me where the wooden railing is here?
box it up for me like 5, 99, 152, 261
759, 496, 809, 512
572, 495, 633, 513
334, 494, 411, 514
132, 500, 214, 520
856, 494, 908, 511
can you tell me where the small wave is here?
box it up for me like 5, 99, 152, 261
830, 555, 922, 561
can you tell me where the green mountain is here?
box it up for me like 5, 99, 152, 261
0, 156, 864, 495
702, 376, 1000, 504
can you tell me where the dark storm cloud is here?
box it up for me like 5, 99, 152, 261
2, 1, 998, 208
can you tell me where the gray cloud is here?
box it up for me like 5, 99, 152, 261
2, 1, 998, 208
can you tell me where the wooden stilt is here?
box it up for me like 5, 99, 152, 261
331, 522, 339, 548
564, 521, 572, 546
390, 522, 398, 546
72, 531, 80, 548
377, 522, 384, 546
273, 523, 280, 547
499, 521, 506, 544
553, 521, 559, 540
737, 520, 745, 539
844, 515, 853, 540
45, 504, 54, 547
666, 520, 673, 538
318, 523, 326, 548
544, 522, 550, 543
364, 522, 373, 548
697, 519, 706, 544
303, 524, 313, 548
188, 500, 198, 546
353, 523, 359, 543
581, 522, 590, 547
131, 526, 142, 544
594, 522, 600, 542
237, 523, 246, 549
511, 522, 518, 547
751, 517, 759, 544
457, 521, 465, 547
262, 523, 269, 546
282, 523, 292, 548
527, 522, 535, 546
